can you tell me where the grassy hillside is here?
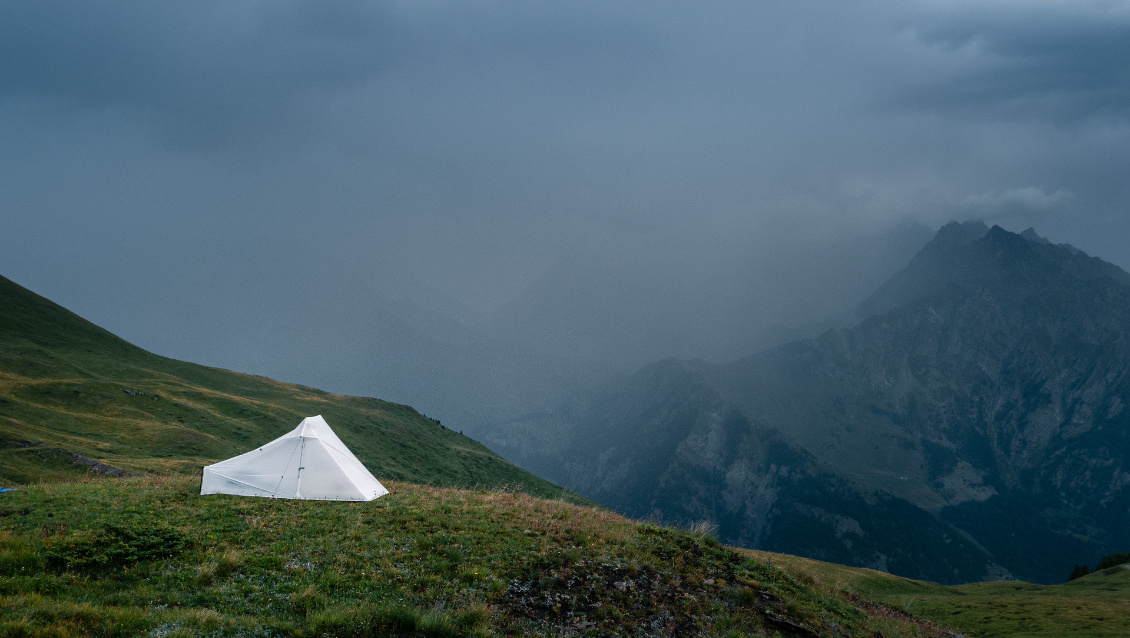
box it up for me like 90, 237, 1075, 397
5, 275, 1128, 637
0, 274, 576, 501
0, 476, 953, 637
746, 550, 1130, 638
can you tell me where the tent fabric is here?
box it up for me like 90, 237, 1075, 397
200, 415, 389, 501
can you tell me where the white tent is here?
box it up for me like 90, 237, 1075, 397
200, 415, 389, 501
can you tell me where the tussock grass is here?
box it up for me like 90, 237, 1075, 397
0, 476, 947, 637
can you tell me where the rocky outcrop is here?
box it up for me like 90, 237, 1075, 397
68, 452, 140, 477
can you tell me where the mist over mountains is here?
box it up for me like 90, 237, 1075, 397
159, 222, 933, 436
481, 222, 1130, 585
485, 221, 935, 370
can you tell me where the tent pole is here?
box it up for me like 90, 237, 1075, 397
296, 436, 306, 499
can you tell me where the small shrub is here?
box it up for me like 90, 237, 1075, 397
44, 523, 190, 573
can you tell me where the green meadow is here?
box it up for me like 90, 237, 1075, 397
0, 476, 944, 638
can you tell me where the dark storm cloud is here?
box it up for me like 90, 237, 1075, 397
0, 1, 664, 151
0, 1, 404, 148
2, 2, 1126, 253
2, 1, 1130, 416
902, 3, 1130, 124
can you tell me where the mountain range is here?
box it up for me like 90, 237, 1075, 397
481, 221, 1130, 584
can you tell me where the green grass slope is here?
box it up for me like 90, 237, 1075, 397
0, 476, 952, 637
0, 274, 574, 501
746, 550, 1130, 638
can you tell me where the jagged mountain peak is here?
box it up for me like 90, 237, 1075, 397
933, 219, 991, 247
1020, 226, 1050, 245
858, 221, 1130, 319
1020, 226, 1084, 255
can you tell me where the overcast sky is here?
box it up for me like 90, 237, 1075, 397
3, 0, 1130, 377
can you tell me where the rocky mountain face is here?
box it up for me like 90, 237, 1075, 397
483, 222, 1130, 584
